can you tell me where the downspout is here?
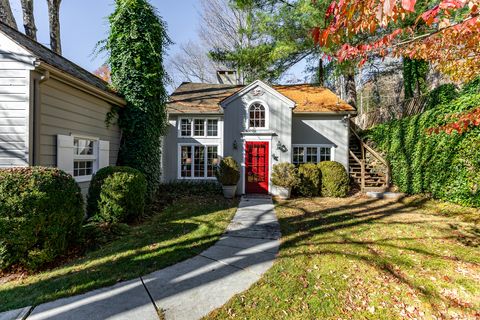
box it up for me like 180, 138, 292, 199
31, 69, 50, 165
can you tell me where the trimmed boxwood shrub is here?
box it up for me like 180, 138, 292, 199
87, 166, 145, 217
365, 79, 480, 207
271, 163, 300, 189
0, 167, 84, 270
89, 167, 147, 223
297, 163, 321, 197
318, 161, 350, 198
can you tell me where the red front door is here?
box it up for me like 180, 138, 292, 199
245, 142, 269, 194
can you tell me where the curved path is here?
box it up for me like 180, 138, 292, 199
11, 196, 280, 320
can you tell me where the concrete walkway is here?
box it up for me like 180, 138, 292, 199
5, 196, 280, 320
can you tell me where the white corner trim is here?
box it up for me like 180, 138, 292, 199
221, 80, 296, 109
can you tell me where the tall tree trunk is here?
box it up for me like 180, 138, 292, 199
0, 0, 17, 29
20, 0, 37, 40
47, 0, 61, 54
318, 58, 325, 86
345, 71, 357, 108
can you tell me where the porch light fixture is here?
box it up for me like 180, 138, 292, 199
233, 140, 238, 150
277, 141, 287, 152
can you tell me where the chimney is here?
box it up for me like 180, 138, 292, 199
216, 70, 239, 85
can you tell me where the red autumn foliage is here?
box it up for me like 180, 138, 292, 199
426, 107, 480, 135
314, 0, 480, 82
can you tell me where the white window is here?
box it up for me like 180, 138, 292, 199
57, 135, 110, 182
292, 145, 334, 165
248, 103, 266, 129
179, 144, 219, 179
178, 118, 219, 137
180, 119, 192, 136
73, 138, 96, 178
207, 119, 218, 136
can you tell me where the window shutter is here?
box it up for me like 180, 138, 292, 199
98, 140, 110, 170
57, 134, 74, 175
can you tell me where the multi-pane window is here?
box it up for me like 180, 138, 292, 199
180, 146, 193, 177
207, 146, 219, 177
179, 118, 219, 137
194, 119, 205, 136
207, 119, 218, 137
293, 147, 305, 165
180, 119, 192, 136
180, 144, 219, 179
194, 146, 205, 177
306, 147, 318, 163
292, 145, 333, 164
73, 138, 96, 177
249, 103, 266, 128
320, 147, 331, 162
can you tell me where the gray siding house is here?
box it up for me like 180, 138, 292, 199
0, 23, 125, 194
164, 80, 356, 196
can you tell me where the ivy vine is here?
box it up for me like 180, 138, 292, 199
105, 0, 171, 198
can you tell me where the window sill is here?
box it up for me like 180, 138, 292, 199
177, 177, 217, 180
75, 175, 93, 183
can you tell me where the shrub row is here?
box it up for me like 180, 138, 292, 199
0, 165, 147, 271
365, 79, 480, 207
272, 161, 349, 198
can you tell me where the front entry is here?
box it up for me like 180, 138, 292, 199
245, 141, 269, 194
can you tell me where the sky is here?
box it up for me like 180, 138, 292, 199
9, 0, 200, 72
8, 0, 306, 85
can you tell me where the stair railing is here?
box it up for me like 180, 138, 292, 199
350, 122, 391, 191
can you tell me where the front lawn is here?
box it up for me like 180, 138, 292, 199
206, 196, 480, 319
0, 195, 237, 312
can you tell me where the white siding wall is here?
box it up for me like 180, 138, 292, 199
162, 115, 224, 182
292, 114, 350, 169
38, 78, 121, 194
0, 33, 35, 167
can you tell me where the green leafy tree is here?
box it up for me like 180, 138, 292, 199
105, 0, 170, 198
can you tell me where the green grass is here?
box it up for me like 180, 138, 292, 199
0, 195, 237, 312
206, 196, 480, 320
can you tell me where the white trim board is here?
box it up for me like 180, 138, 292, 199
221, 80, 296, 109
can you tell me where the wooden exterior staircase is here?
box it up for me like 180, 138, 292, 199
349, 124, 391, 192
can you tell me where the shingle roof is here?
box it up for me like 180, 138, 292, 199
167, 82, 356, 114
0, 22, 115, 94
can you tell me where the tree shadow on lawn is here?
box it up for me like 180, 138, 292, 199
275, 196, 480, 315
0, 198, 237, 312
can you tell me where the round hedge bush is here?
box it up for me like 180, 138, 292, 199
271, 162, 300, 188
318, 161, 350, 198
297, 163, 322, 197
87, 166, 145, 217
89, 166, 147, 223
0, 167, 84, 270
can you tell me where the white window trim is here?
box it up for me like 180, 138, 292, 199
177, 143, 221, 180
245, 100, 270, 131
177, 117, 221, 138
292, 144, 336, 164
73, 135, 100, 183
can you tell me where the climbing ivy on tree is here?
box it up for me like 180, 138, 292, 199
403, 58, 429, 99
105, 0, 170, 198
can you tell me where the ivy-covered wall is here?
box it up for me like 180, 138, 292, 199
365, 81, 480, 207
